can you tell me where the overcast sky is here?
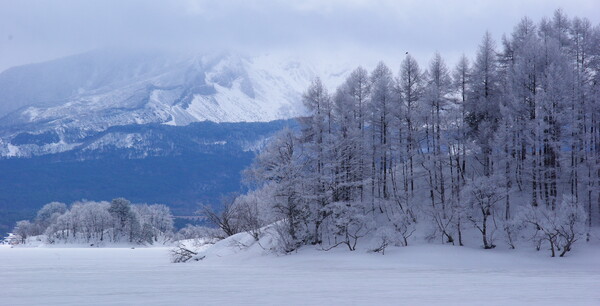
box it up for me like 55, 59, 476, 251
0, 0, 598, 73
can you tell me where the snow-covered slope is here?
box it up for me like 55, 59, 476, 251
0, 50, 348, 157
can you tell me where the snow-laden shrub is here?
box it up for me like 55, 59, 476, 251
500, 215, 524, 249
325, 202, 374, 251
270, 219, 301, 254
390, 210, 416, 247
369, 226, 396, 255
520, 195, 586, 257
170, 242, 199, 263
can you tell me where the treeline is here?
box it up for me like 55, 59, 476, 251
13, 198, 175, 245
215, 10, 599, 257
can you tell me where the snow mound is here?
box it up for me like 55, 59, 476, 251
191, 225, 281, 261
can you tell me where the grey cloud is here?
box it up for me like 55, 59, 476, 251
0, 0, 598, 72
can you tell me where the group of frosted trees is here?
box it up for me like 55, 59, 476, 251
235, 11, 599, 256
13, 198, 174, 245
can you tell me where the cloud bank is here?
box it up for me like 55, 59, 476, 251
1, 0, 598, 72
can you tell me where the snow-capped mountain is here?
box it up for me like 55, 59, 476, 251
0, 49, 348, 157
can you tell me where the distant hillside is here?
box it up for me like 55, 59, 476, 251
0, 120, 296, 236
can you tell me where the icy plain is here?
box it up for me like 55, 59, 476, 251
1, 243, 599, 305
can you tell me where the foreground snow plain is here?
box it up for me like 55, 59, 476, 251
2, 240, 600, 306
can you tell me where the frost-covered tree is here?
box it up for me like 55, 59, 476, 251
300, 78, 335, 244
369, 62, 395, 203
421, 53, 454, 243
248, 128, 309, 251
461, 176, 505, 249
13, 220, 34, 243
34, 201, 67, 235
134, 204, 175, 242
108, 198, 140, 242
466, 32, 502, 177
398, 54, 424, 197
343, 67, 371, 202
69, 201, 112, 242
199, 195, 243, 238
449, 54, 471, 246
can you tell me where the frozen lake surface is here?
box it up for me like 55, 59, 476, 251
1, 244, 599, 305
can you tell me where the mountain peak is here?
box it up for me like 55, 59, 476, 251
0, 50, 348, 157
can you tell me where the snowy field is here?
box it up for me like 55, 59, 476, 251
2, 243, 600, 306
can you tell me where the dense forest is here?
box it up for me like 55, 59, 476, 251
216, 10, 600, 257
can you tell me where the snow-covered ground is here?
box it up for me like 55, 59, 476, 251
1, 242, 599, 305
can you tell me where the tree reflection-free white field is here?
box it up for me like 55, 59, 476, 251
1, 244, 599, 305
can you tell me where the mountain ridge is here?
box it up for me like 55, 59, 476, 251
0, 49, 347, 158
